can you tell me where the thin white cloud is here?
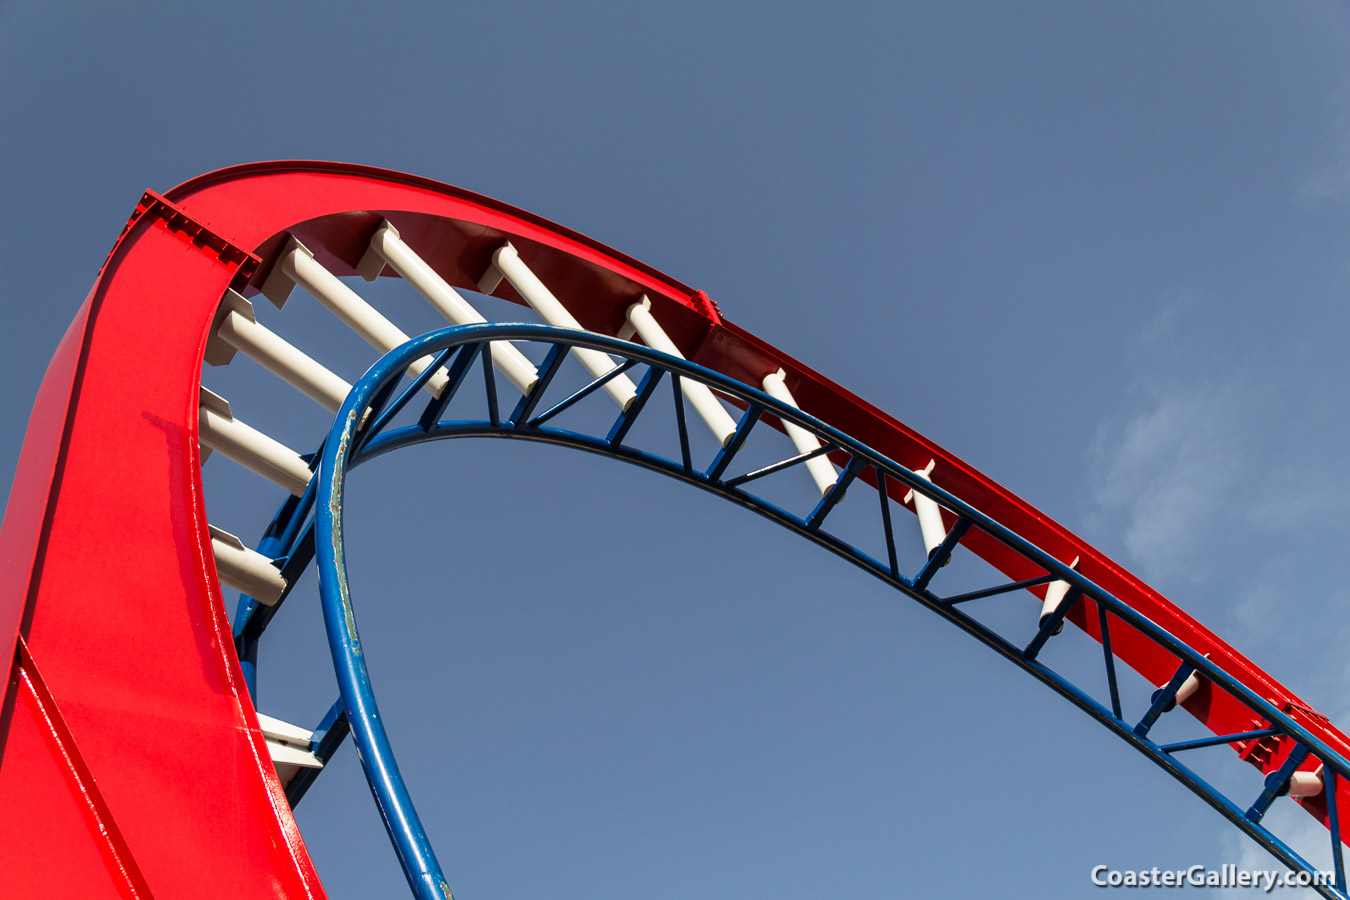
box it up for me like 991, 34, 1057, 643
1219, 804, 1335, 898
1087, 294, 1350, 894
1088, 382, 1249, 582
1085, 296, 1348, 608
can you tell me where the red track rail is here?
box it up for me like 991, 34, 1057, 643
2, 161, 1345, 897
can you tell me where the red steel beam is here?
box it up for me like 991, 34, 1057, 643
1, 162, 1344, 895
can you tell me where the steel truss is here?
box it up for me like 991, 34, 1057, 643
6, 161, 1346, 899
222, 322, 1350, 899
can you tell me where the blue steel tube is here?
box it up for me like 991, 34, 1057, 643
316, 328, 459, 900
316, 323, 1350, 899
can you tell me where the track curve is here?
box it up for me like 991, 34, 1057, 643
1, 161, 1346, 898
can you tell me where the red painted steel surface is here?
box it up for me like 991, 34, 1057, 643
1, 161, 1345, 894
2, 637, 153, 898
0, 191, 320, 899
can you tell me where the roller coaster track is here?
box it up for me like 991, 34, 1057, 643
1, 161, 1347, 898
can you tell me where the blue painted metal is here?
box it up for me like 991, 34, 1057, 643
1328, 766, 1347, 890
670, 374, 693, 473
509, 343, 567, 427
232, 458, 321, 700
724, 443, 838, 490
527, 358, 638, 428
1160, 728, 1282, 755
940, 574, 1057, 606
805, 456, 864, 531
705, 403, 762, 483
285, 699, 351, 808
606, 365, 664, 446
1023, 588, 1081, 662
479, 343, 500, 427
1250, 743, 1313, 823
874, 468, 900, 580
363, 346, 457, 444
912, 517, 973, 592
217, 322, 1350, 899
418, 342, 482, 430
1136, 662, 1198, 738
1098, 604, 1123, 720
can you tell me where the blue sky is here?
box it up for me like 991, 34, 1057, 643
3, 3, 1350, 897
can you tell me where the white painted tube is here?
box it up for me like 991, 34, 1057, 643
491, 243, 637, 410
254, 712, 316, 747
1173, 671, 1201, 706
1038, 555, 1081, 631
1152, 660, 1206, 712
217, 309, 352, 413
761, 367, 838, 495
625, 297, 737, 447
903, 461, 947, 557
363, 223, 539, 395
279, 240, 448, 397
254, 712, 322, 785
265, 742, 324, 786
209, 525, 286, 605
199, 389, 312, 497
1288, 768, 1325, 799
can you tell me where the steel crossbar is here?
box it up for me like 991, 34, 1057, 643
226, 323, 1350, 900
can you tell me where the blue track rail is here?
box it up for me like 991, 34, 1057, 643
230, 323, 1349, 899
